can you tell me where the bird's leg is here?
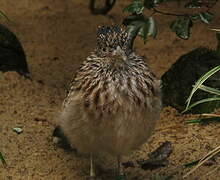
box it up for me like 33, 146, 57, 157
117, 155, 126, 179
90, 153, 96, 180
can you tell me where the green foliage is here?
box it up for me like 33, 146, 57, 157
123, 14, 157, 43
144, 0, 155, 9
199, 12, 214, 24
0, 151, 6, 166
184, 159, 200, 167
144, 0, 171, 9
185, 97, 220, 112
184, 66, 220, 112
186, 117, 220, 124
170, 17, 192, 40
123, 0, 144, 14
90, 0, 216, 42
122, 0, 216, 43
0, 11, 9, 21
185, 0, 202, 8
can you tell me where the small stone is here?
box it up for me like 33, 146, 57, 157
12, 127, 23, 134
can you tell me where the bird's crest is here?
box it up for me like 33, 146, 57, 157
97, 25, 130, 53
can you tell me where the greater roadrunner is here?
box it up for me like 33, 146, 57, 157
57, 25, 161, 179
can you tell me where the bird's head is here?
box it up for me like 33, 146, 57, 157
96, 25, 131, 57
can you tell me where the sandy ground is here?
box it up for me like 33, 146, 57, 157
0, 0, 220, 179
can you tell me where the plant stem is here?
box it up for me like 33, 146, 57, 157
153, 8, 189, 17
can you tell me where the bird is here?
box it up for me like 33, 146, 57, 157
57, 25, 161, 179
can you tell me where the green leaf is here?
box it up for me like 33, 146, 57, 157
184, 97, 220, 112
186, 117, 220, 124
148, 16, 157, 38
138, 22, 148, 43
154, 0, 170, 4
123, 15, 157, 43
144, 0, 170, 9
185, 0, 202, 8
126, 23, 142, 45
199, 12, 214, 24
184, 159, 200, 167
138, 16, 157, 42
170, 17, 192, 39
0, 11, 9, 21
191, 14, 200, 20
184, 65, 220, 112
197, 85, 220, 96
123, 14, 145, 42
0, 151, 6, 166
123, 0, 144, 14
144, 0, 155, 9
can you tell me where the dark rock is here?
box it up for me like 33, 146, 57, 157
0, 24, 29, 76
162, 47, 220, 113
137, 141, 172, 170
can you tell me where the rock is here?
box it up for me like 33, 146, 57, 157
161, 47, 220, 113
0, 24, 29, 76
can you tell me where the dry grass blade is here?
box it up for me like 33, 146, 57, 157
183, 145, 220, 178
186, 113, 220, 124
200, 113, 220, 117
211, 28, 220, 32
203, 165, 220, 178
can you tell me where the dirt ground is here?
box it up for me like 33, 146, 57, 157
0, 0, 220, 179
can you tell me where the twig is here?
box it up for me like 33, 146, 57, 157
183, 145, 220, 178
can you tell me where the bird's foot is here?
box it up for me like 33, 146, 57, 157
117, 155, 126, 180
52, 126, 75, 151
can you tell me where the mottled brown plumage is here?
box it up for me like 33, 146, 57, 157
58, 26, 161, 178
